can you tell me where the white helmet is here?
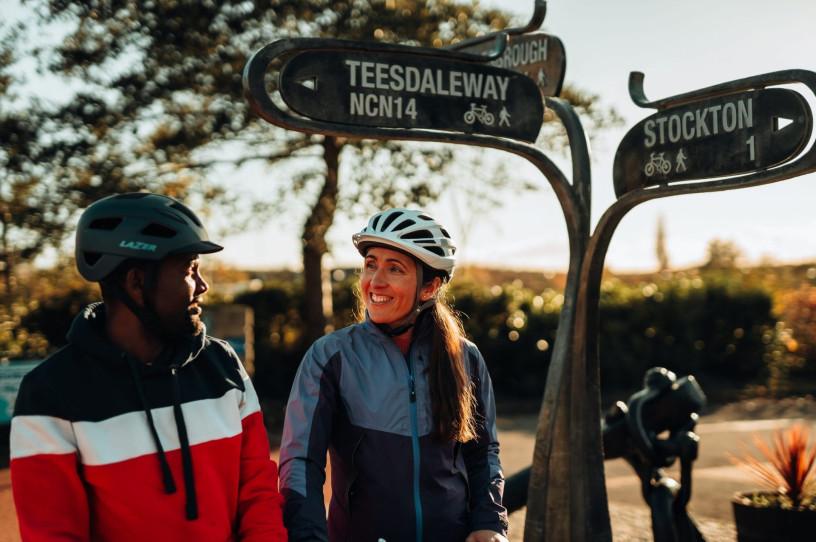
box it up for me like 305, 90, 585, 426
353, 208, 456, 279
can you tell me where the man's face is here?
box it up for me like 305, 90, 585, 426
149, 253, 209, 337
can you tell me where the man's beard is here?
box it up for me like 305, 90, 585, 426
150, 308, 204, 341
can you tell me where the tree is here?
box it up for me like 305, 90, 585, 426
703, 238, 744, 269
655, 214, 669, 272
2, 0, 621, 344
0, 19, 71, 296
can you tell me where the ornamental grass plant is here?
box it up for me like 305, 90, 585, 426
728, 423, 816, 511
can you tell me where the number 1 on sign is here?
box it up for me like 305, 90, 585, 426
746, 135, 755, 162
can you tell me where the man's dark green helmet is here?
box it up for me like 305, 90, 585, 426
75, 192, 223, 282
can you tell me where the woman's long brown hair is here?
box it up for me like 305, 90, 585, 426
425, 287, 479, 443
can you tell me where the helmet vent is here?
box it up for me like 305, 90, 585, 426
393, 219, 416, 231
141, 223, 178, 238
169, 202, 203, 227
403, 229, 432, 239
424, 246, 445, 257
381, 211, 402, 230
440, 228, 452, 239
89, 217, 123, 230
154, 208, 187, 226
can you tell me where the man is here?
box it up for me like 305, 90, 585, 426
10, 193, 287, 541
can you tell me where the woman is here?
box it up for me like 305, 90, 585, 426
279, 208, 509, 542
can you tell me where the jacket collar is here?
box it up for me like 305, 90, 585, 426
68, 302, 207, 369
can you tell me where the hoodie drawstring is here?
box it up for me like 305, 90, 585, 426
127, 356, 198, 521
170, 364, 198, 520
128, 357, 177, 495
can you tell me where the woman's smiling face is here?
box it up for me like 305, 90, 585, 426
360, 246, 419, 328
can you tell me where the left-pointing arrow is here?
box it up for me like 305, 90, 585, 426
294, 76, 318, 91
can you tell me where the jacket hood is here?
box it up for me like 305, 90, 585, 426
67, 302, 208, 371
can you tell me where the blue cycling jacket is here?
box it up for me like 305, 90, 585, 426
279, 315, 508, 542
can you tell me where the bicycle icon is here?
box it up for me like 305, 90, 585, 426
644, 151, 672, 177
464, 103, 495, 125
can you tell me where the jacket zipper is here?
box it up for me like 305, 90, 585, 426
345, 432, 365, 517
406, 348, 422, 542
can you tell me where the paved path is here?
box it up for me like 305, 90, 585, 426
2, 397, 815, 541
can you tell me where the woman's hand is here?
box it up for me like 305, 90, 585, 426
465, 530, 510, 542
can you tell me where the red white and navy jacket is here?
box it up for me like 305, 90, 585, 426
10, 302, 287, 542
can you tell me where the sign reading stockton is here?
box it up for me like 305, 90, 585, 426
613, 88, 811, 197
279, 49, 544, 142
454, 32, 566, 97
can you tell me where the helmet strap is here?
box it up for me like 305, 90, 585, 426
108, 262, 161, 332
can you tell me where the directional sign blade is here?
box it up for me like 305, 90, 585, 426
613, 88, 812, 198
454, 32, 566, 97
279, 49, 545, 142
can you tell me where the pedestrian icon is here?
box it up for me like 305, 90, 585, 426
499, 107, 512, 126
537, 68, 547, 90
675, 148, 688, 173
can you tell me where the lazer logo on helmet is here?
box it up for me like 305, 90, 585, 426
119, 240, 157, 252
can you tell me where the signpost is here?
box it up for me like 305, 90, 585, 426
614, 87, 812, 197
279, 48, 544, 142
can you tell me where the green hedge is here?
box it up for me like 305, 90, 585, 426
596, 276, 776, 393
236, 271, 793, 409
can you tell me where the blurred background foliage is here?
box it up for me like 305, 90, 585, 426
5, 248, 816, 431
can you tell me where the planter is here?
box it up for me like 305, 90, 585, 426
732, 491, 816, 542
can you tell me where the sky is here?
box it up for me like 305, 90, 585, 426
219, 0, 816, 274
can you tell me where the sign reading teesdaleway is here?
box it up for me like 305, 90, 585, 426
279, 49, 544, 142
613, 88, 812, 198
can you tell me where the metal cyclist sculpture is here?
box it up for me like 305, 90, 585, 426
243, 1, 816, 539
502, 366, 708, 542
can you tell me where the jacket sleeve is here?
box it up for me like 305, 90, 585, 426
10, 370, 91, 541
278, 343, 342, 542
461, 346, 509, 536
235, 362, 288, 541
